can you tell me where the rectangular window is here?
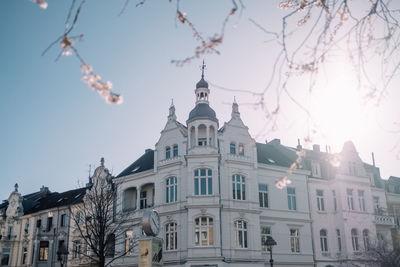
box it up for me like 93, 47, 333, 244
1, 248, 10, 266
373, 196, 380, 213
290, 229, 300, 253
230, 143, 236, 154
348, 161, 357, 175
198, 138, 207, 146
311, 161, 321, 177
73, 241, 81, 258
7, 226, 13, 240
358, 190, 365, 212
39, 241, 49, 261
234, 220, 248, 248
261, 226, 271, 251
336, 229, 342, 252
332, 190, 337, 211
125, 230, 133, 253
259, 184, 269, 208
22, 247, 28, 265
60, 214, 66, 227
232, 175, 246, 200
165, 147, 171, 159
316, 189, 325, 211
287, 187, 297, 211
165, 223, 178, 250
195, 217, 213, 246
24, 222, 30, 235
238, 144, 244, 156
46, 217, 53, 232
194, 169, 212, 196
166, 177, 178, 203
173, 145, 178, 157
36, 219, 42, 229
140, 191, 147, 209
347, 189, 354, 210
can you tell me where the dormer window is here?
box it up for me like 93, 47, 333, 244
230, 143, 236, 154
173, 145, 178, 157
166, 147, 171, 159
311, 160, 321, 177
238, 144, 244, 156
198, 138, 207, 146
348, 161, 357, 176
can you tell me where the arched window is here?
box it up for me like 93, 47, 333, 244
194, 169, 212, 195
165, 222, 178, 250
173, 145, 178, 157
105, 234, 115, 257
166, 177, 177, 203
230, 142, 236, 154
123, 187, 137, 211
351, 228, 359, 251
320, 229, 328, 252
238, 144, 244, 156
234, 220, 248, 248
166, 146, 171, 159
232, 175, 246, 200
194, 217, 213, 246
363, 229, 370, 250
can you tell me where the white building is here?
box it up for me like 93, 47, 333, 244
113, 73, 315, 267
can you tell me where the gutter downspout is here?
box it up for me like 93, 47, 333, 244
306, 175, 317, 267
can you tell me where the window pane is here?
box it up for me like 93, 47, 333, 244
200, 169, 206, 176
208, 178, 212, 194
194, 178, 199, 195
201, 178, 206, 195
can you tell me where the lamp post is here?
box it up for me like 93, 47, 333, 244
57, 245, 69, 267
264, 235, 277, 267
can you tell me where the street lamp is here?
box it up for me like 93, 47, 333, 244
264, 235, 277, 267
57, 245, 69, 267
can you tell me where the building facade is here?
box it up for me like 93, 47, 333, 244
0, 74, 398, 267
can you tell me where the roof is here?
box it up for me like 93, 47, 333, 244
196, 78, 208, 89
116, 149, 154, 178
0, 187, 87, 216
24, 187, 86, 215
187, 103, 218, 124
256, 140, 298, 168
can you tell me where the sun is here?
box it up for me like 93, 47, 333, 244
309, 58, 368, 149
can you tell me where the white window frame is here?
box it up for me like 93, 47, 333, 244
259, 184, 269, 208
363, 229, 370, 250
347, 189, 354, 210
336, 229, 342, 252
172, 145, 178, 157
234, 220, 248, 248
125, 230, 133, 254
238, 144, 244, 156
194, 169, 212, 196
290, 228, 300, 253
232, 174, 246, 200
261, 226, 271, 251
287, 187, 297, 211
166, 177, 178, 203
320, 229, 328, 252
165, 222, 178, 251
165, 146, 171, 159
351, 229, 360, 251
230, 142, 236, 154
332, 190, 337, 211
358, 190, 365, 212
194, 217, 214, 246
316, 189, 325, 211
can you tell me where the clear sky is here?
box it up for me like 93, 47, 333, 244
1, 0, 399, 200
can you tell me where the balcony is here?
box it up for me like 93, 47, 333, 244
375, 215, 395, 226
158, 156, 182, 167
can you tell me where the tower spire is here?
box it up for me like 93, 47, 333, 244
201, 60, 206, 79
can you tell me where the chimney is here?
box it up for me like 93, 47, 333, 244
372, 152, 376, 167
296, 138, 302, 150
145, 149, 152, 153
313, 144, 320, 152
272, 138, 280, 145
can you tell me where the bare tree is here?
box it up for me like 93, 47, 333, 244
69, 158, 137, 267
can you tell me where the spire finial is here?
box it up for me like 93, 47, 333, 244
100, 157, 105, 167
14, 183, 18, 192
234, 96, 237, 103
201, 60, 206, 79
170, 98, 174, 107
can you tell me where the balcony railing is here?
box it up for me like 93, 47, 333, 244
375, 215, 395, 226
